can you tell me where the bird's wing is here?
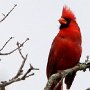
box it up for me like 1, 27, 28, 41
46, 37, 63, 78
46, 43, 56, 78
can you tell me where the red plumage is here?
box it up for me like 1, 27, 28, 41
46, 6, 82, 90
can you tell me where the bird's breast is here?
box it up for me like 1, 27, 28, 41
54, 37, 82, 70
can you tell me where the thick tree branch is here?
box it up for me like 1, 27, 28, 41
44, 58, 90, 90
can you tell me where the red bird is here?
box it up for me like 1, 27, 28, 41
46, 6, 82, 90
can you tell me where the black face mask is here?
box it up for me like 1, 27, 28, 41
59, 17, 71, 29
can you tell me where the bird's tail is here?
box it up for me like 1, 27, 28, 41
65, 71, 76, 89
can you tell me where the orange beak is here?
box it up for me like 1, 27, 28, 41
58, 17, 67, 24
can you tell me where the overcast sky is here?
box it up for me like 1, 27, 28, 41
0, 0, 90, 90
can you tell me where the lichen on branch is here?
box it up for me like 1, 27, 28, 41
44, 57, 90, 90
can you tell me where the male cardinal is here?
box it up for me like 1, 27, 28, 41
46, 6, 82, 90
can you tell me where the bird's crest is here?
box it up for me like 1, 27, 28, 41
62, 6, 76, 20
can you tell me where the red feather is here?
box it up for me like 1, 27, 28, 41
46, 6, 82, 90
62, 6, 76, 20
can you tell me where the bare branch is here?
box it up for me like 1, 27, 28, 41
21, 64, 39, 80
12, 42, 28, 79
0, 62, 38, 88
44, 60, 90, 90
0, 4, 17, 22
0, 38, 39, 89
0, 37, 14, 51
0, 87, 5, 90
0, 38, 29, 55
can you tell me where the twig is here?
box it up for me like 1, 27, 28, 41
21, 64, 39, 80
0, 38, 29, 55
0, 38, 39, 88
12, 42, 28, 79
0, 37, 14, 51
0, 4, 17, 22
0, 60, 38, 87
44, 61, 90, 90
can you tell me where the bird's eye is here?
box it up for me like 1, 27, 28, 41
59, 17, 71, 29
64, 17, 71, 23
